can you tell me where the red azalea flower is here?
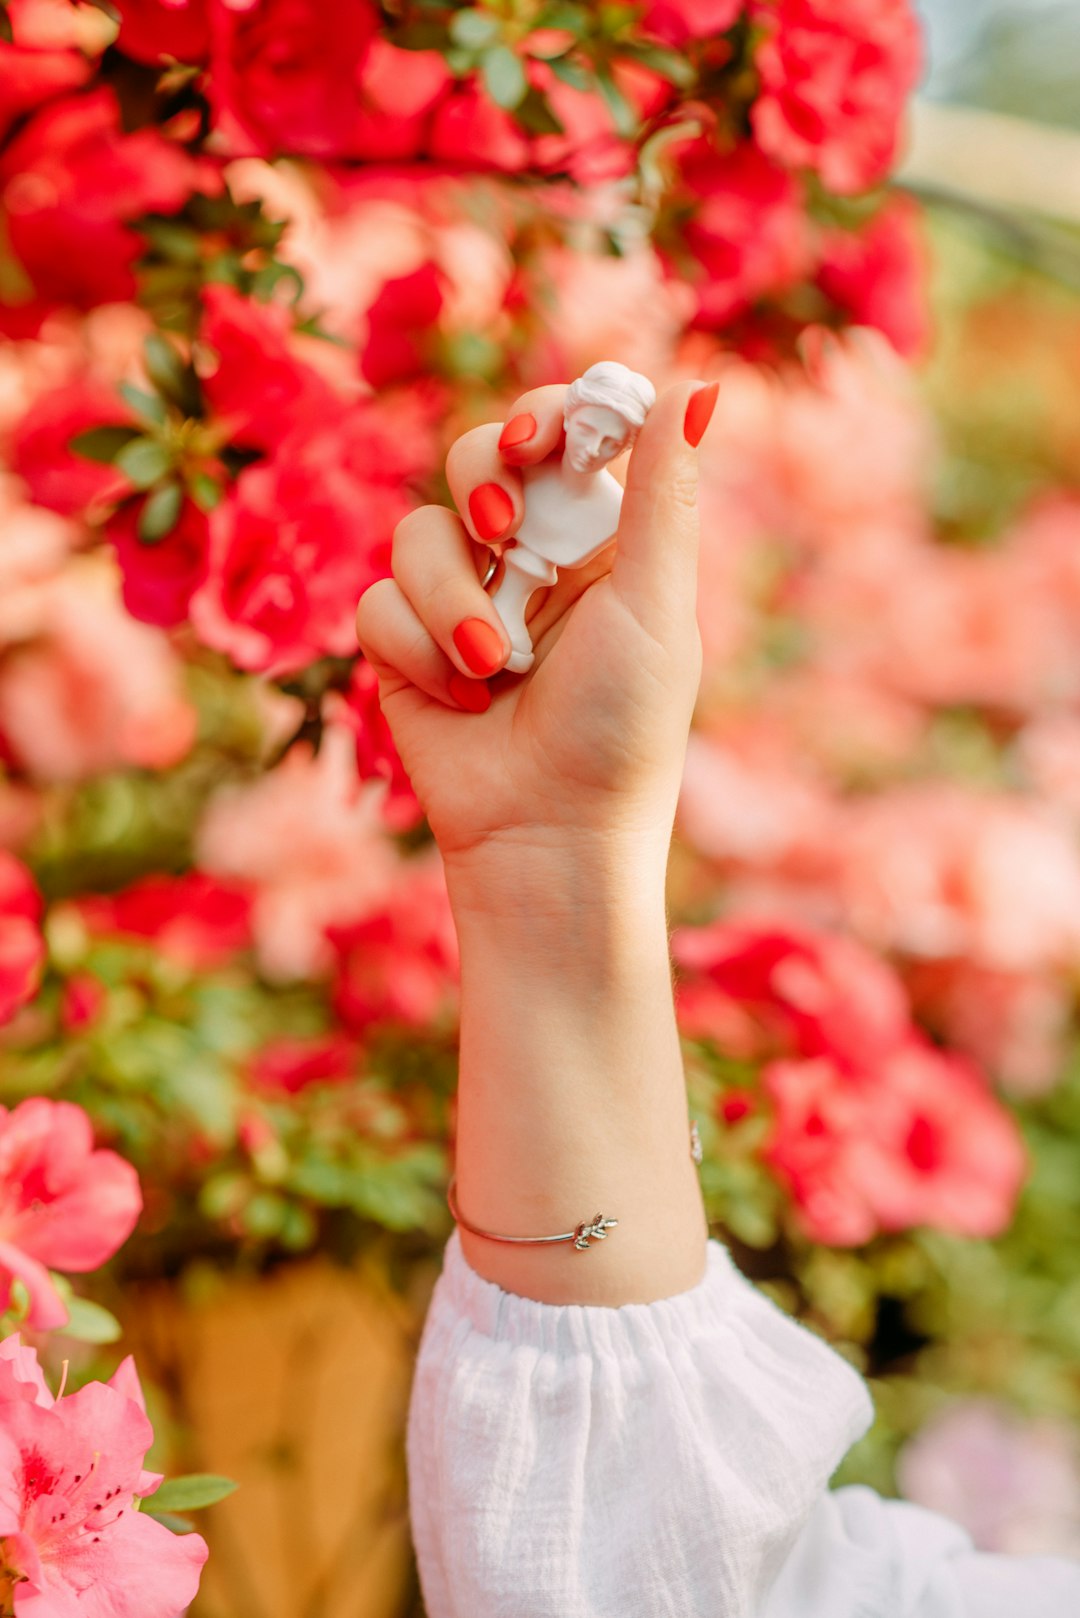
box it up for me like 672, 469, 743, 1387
12, 377, 136, 518
326, 660, 423, 832
208, 0, 379, 158
247, 1032, 360, 1095
112, 0, 211, 66
751, 0, 923, 195
762, 1041, 1027, 1246
328, 857, 459, 1037
661, 137, 813, 329
74, 871, 253, 971
199, 282, 339, 454
107, 497, 212, 629
360, 262, 445, 390
0, 853, 44, 1028
817, 194, 931, 359
0, 87, 220, 315
672, 918, 910, 1071
190, 396, 437, 676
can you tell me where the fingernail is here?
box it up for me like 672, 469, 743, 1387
499, 413, 536, 452
683, 381, 719, 449
448, 672, 491, 713
453, 617, 506, 676
469, 482, 514, 541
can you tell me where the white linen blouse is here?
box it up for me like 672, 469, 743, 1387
406, 1228, 1080, 1616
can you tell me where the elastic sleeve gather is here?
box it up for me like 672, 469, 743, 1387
405, 1228, 874, 1618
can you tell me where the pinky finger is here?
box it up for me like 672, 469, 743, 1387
355, 578, 491, 713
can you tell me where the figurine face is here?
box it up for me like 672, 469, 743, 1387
563, 404, 631, 474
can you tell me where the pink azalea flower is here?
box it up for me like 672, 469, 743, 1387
0, 1333, 208, 1617
0, 1099, 142, 1330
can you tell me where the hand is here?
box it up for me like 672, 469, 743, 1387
354, 379, 716, 883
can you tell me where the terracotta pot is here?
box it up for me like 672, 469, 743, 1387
119, 1252, 436, 1618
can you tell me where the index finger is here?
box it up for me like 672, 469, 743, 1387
495, 383, 568, 466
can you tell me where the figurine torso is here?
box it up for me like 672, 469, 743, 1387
517, 460, 624, 568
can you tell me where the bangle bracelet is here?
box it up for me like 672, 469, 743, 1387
446, 1118, 704, 1252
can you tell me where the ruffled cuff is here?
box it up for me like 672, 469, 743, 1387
406, 1229, 874, 1618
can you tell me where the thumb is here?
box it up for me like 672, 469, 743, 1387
610, 379, 717, 643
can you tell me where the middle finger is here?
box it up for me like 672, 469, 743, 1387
393, 503, 512, 679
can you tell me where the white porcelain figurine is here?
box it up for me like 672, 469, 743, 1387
487, 360, 656, 673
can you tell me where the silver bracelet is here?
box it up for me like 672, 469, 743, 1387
447, 1119, 703, 1252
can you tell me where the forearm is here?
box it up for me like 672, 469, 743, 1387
445, 833, 709, 1306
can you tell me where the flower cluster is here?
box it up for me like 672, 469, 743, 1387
673, 921, 1027, 1245
0, 1098, 215, 1616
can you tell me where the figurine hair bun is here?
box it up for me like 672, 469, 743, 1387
564, 361, 657, 431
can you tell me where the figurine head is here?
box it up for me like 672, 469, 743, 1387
563, 362, 656, 475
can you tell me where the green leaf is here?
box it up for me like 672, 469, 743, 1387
141, 1509, 198, 1534
70, 425, 141, 464
151, 1475, 238, 1512
595, 67, 637, 137
448, 8, 500, 49
138, 480, 183, 543
59, 1294, 123, 1345
481, 44, 528, 109
139, 218, 202, 264
115, 437, 172, 488
118, 382, 167, 427
144, 333, 201, 415
188, 472, 223, 512
514, 85, 566, 136
548, 55, 592, 92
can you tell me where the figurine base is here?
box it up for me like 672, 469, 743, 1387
504, 648, 534, 674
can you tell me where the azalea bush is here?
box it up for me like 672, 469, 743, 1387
2, 0, 1080, 1581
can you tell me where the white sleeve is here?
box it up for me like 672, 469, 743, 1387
766, 1484, 1080, 1618
405, 1227, 874, 1617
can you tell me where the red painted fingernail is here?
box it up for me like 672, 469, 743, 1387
469, 482, 514, 541
448, 672, 491, 713
683, 381, 719, 449
453, 617, 506, 676
499, 413, 536, 452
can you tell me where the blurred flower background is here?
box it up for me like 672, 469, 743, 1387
1, 2, 1080, 1615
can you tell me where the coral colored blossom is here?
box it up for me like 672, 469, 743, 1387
0, 853, 44, 1027
325, 660, 422, 832
762, 1040, 1026, 1245
0, 1333, 208, 1616
429, 80, 531, 173
0, 1098, 142, 1329
73, 871, 253, 971
0, 560, 197, 782
751, 0, 923, 195
59, 971, 106, 1034
196, 728, 399, 981
329, 853, 459, 1036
